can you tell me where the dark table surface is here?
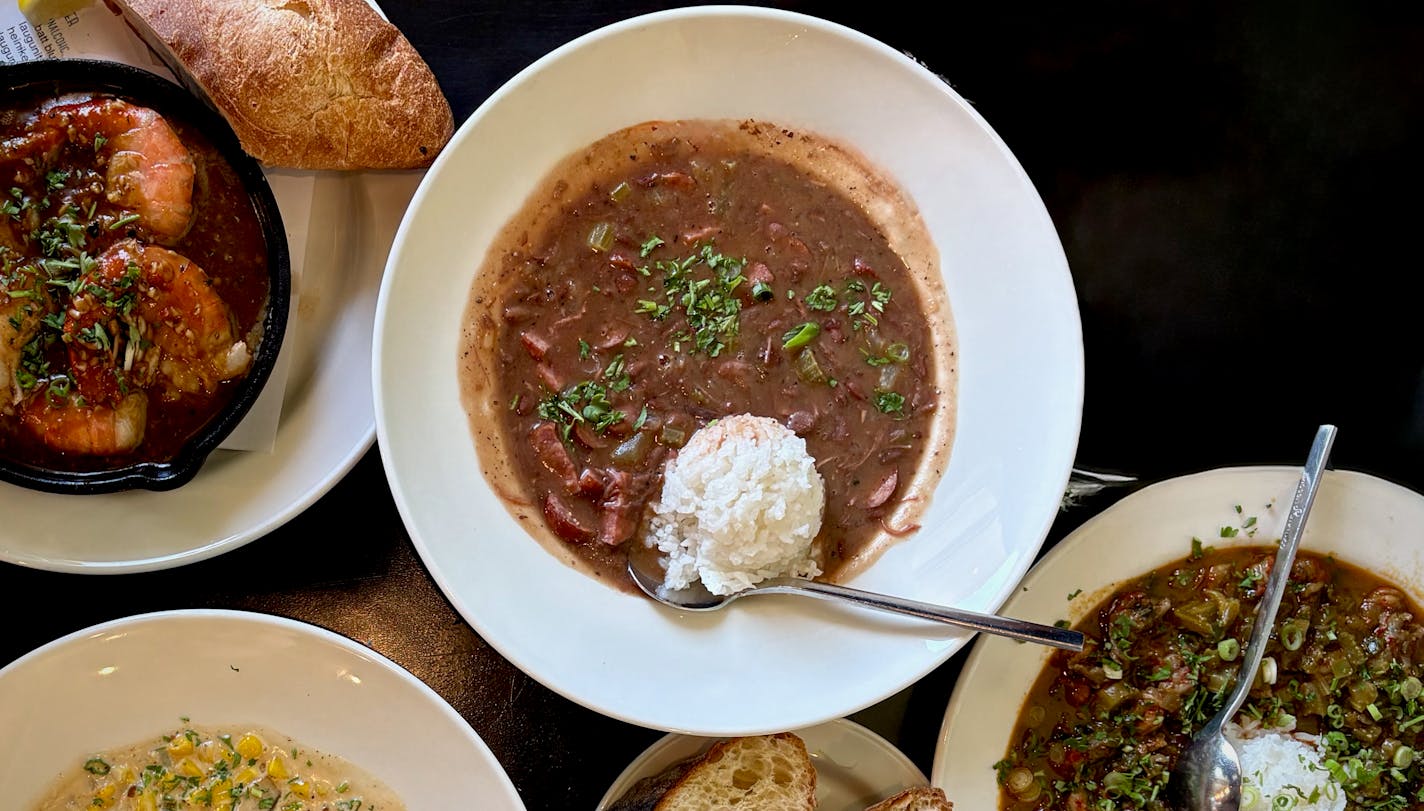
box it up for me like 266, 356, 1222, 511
4, 2, 1423, 809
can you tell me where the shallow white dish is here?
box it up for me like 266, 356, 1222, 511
0, 609, 525, 810
932, 466, 1424, 805
0, 171, 419, 573
375, 6, 1082, 733
597, 718, 927, 811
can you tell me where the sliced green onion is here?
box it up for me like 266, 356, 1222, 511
1395, 746, 1415, 768
587, 222, 615, 252
609, 181, 631, 202
751, 281, 773, 302
885, 342, 910, 363
1261, 656, 1277, 686
793, 348, 827, 385
108, 212, 140, 230
781, 321, 820, 350
1218, 638, 1240, 661
1102, 660, 1124, 680
1281, 618, 1308, 651
1402, 676, 1422, 700
1368, 702, 1384, 722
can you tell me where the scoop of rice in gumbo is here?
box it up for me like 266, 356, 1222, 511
647, 414, 825, 595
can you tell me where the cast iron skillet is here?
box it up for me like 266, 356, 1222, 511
0, 59, 290, 494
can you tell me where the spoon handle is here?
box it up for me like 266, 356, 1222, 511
1216, 424, 1337, 727
756, 579, 1085, 651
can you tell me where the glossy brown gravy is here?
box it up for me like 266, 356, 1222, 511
459, 120, 956, 591
998, 547, 1424, 810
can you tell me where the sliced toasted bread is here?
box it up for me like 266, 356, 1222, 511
607, 733, 817, 811
864, 786, 954, 810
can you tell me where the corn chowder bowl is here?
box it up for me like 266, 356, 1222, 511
0, 610, 524, 810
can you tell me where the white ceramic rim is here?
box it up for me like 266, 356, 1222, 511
930, 466, 1424, 805
0, 608, 526, 810
375, 4, 1083, 734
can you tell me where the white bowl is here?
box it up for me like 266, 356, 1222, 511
932, 467, 1424, 805
375, 5, 1082, 734
0, 610, 525, 810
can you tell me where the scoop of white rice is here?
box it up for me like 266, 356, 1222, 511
646, 414, 825, 595
1228, 725, 1345, 811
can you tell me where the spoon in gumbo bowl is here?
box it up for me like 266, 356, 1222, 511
627, 550, 1086, 652
1165, 423, 1338, 811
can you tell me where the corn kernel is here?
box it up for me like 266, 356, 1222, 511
266, 754, 289, 780
137, 791, 158, 811
114, 765, 136, 783
174, 757, 204, 778
287, 777, 313, 799
210, 779, 232, 799
166, 735, 194, 758
235, 733, 264, 760
314, 778, 332, 797
234, 766, 258, 785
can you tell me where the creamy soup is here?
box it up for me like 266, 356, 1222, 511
34, 723, 403, 811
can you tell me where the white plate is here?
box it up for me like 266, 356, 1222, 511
931, 466, 1424, 806
375, 6, 1082, 734
597, 719, 927, 811
0, 171, 419, 573
0, 609, 525, 810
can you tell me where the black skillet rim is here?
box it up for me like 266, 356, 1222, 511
0, 58, 291, 494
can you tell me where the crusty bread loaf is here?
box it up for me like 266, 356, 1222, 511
864, 786, 954, 811
606, 733, 817, 811
108, 0, 453, 169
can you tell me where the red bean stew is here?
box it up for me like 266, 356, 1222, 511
998, 543, 1424, 810
0, 90, 269, 468
460, 120, 955, 590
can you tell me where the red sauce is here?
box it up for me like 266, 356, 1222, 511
0, 90, 269, 469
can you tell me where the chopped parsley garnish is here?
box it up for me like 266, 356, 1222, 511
537, 380, 624, 438
639, 235, 665, 257
873, 389, 906, 416
843, 280, 893, 331
633, 242, 747, 356
83, 757, 110, 775
804, 284, 838, 311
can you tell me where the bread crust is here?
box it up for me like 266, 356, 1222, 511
864, 786, 954, 810
109, 0, 453, 169
606, 733, 817, 811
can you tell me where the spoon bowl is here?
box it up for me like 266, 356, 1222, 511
1165, 424, 1337, 810
627, 549, 1086, 652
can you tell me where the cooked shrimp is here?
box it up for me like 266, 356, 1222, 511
31, 97, 195, 243
77, 239, 250, 398
0, 272, 51, 412
20, 387, 146, 455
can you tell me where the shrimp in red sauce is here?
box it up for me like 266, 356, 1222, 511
0, 89, 269, 466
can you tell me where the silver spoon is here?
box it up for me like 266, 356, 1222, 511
627, 549, 1086, 651
1166, 424, 1337, 811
